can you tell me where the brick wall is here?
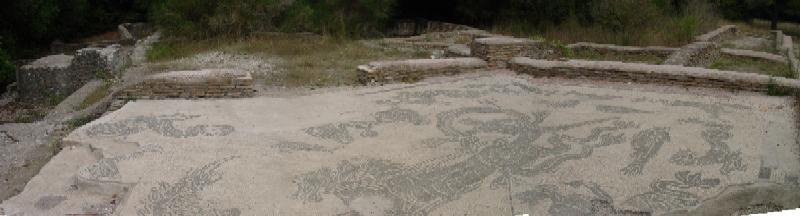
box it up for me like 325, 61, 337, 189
118, 69, 254, 99
509, 57, 800, 93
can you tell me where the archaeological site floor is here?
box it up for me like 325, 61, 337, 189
3, 72, 798, 215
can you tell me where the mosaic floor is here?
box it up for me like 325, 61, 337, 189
2, 74, 798, 215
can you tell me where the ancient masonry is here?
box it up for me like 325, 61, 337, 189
566, 42, 678, 58
509, 58, 800, 92
118, 69, 254, 99
663, 42, 721, 67
18, 22, 255, 103
775, 30, 800, 78
17, 45, 130, 103
358, 58, 487, 84
359, 24, 800, 93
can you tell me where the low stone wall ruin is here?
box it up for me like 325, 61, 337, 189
446, 44, 471, 57
777, 33, 800, 78
696, 25, 738, 42
17, 45, 131, 103
509, 57, 800, 92
357, 58, 487, 84
721, 48, 788, 64
566, 42, 678, 58
118, 69, 254, 99
389, 20, 478, 37
664, 42, 721, 67
471, 37, 552, 68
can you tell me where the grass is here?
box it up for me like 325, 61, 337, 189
568, 50, 666, 64
146, 34, 429, 87
709, 56, 794, 78
78, 82, 111, 110
721, 40, 779, 54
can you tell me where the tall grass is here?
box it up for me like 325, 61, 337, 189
494, 0, 720, 47
149, 0, 396, 39
146, 34, 429, 87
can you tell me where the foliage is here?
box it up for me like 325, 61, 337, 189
0, 48, 15, 93
149, 0, 397, 39
0, 0, 148, 58
490, 0, 719, 46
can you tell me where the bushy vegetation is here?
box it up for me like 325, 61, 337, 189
0, 0, 148, 58
482, 0, 720, 46
0, 48, 15, 93
149, 0, 397, 39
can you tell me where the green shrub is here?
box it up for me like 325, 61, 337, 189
150, 0, 396, 39
0, 48, 15, 93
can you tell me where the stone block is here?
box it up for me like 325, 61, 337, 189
509, 57, 800, 93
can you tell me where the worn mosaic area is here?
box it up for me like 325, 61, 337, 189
3, 75, 796, 216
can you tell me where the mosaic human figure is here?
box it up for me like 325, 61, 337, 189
294, 106, 636, 214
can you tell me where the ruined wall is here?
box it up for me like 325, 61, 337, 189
18, 45, 132, 103
118, 69, 254, 99
664, 42, 721, 67
357, 58, 487, 84
471, 37, 556, 68
510, 57, 800, 93
390, 20, 477, 37
721, 48, 787, 64
777, 33, 800, 78
566, 42, 678, 58
17, 55, 75, 103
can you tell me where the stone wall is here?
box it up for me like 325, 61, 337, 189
389, 20, 477, 37
664, 42, 721, 67
383, 30, 498, 51
721, 48, 788, 64
446, 44, 471, 57
17, 44, 131, 103
509, 57, 800, 93
17, 55, 75, 103
118, 23, 154, 44
779, 35, 800, 78
471, 37, 553, 68
357, 58, 487, 84
696, 25, 738, 42
118, 69, 254, 99
566, 42, 678, 58
72, 45, 132, 79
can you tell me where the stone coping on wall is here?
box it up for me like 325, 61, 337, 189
509, 57, 800, 92
118, 69, 254, 99
696, 25, 738, 42
357, 58, 488, 84
721, 48, 788, 64
566, 42, 679, 57
21, 55, 74, 70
